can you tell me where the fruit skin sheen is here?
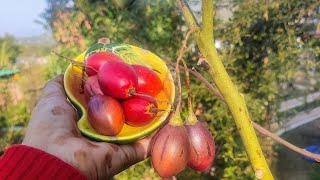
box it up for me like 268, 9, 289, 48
87, 95, 125, 136
151, 124, 190, 178
131, 64, 163, 97
185, 121, 215, 171
122, 97, 157, 126
85, 51, 123, 76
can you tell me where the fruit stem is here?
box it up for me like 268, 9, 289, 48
81, 64, 86, 93
131, 91, 170, 105
149, 106, 158, 114
175, 62, 183, 112
149, 106, 172, 114
163, 60, 225, 101
169, 111, 184, 126
98, 38, 110, 44
151, 68, 161, 74
51, 51, 98, 74
180, 57, 198, 125
70, 66, 87, 83
175, 29, 194, 113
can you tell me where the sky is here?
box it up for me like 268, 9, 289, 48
0, 0, 47, 37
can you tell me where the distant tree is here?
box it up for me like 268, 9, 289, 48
216, 0, 320, 123
0, 34, 21, 68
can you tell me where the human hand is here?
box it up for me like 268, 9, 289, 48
22, 75, 153, 179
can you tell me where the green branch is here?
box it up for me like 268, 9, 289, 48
201, 0, 214, 43
176, 0, 201, 36
176, 0, 274, 179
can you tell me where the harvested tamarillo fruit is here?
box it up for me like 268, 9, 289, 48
98, 61, 138, 99
83, 75, 104, 102
131, 65, 162, 97
151, 114, 190, 178
85, 51, 123, 76
185, 121, 215, 171
122, 97, 158, 126
87, 94, 124, 136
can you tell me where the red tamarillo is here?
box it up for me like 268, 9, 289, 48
122, 97, 158, 126
87, 94, 124, 136
85, 51, 123, 76
185, 118, 215, 171
131, 65, 162, 97
151, 113, 190, 178
83, 75, 103, 102
97, 61, 138, 99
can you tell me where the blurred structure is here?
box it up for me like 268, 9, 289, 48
0, 69, 20, 79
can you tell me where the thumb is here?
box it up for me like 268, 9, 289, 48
23, 75, 79, 148
106, 115, 172, 177
31, 75, 78, 131
106, 135, 154, 177
39, 75, 66, 103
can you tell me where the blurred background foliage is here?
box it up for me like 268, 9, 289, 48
1, 0, 319, 179
0, 34, 29, 154
0, 35, 21, 68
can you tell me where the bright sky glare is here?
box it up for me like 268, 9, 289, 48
0, 0, 47, 37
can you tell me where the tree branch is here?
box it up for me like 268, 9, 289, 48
166, 61, 225, 101
201, 0, 214, 43
252, 122, 320, 162
176, 0, 201, 34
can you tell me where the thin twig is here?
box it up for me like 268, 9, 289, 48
175, 29, 195, 112
52, 51, 83, 66
180, 58, 193, 112
190, 67, 224, 101
51, 51, 98, 74
131, 92, 170, 105
252, 121, 320, 162
71, 66, 86, 83
177, 29, 195, 112
165, 60, 224, 101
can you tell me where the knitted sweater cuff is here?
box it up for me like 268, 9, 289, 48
0, 144, 87, 180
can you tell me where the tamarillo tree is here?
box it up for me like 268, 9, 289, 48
177, 0, 273, 179
176, 0, 320, 179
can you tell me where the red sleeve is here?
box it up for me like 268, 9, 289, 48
0, 145, 87, 180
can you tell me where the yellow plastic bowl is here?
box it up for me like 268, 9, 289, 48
64, 44, 175, 144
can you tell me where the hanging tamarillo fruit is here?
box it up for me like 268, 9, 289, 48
185, 114, 215, 171
151, 113, 190, 178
